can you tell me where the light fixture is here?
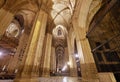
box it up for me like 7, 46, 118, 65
67, 62, 70, 65
76, 60, 79, 62
15, 69, 18, 73
2, 65, 6, 71
22, 29, 24, 33
0, 52, 2, 57
62, 65, 67, 71
75, 54, 79, 58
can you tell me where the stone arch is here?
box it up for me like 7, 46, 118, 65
87, 0, 117, 35
14, 14, 24, 29
14, 9, 36, 35
71, 0, 96, 40
73, 0, 93, 28
0, 0, 6, 9
5, 14, 25, 38
3, 0, 39, 13
52, 25, 68, 38
72, 0, 104, 31
86, 0, 103, 31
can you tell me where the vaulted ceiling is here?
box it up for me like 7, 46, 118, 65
51, 0, 75, 28
0, 0, 119, 56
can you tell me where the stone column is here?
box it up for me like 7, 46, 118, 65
76, 30, 99, 81
0, 8, 14, 36
67, 36, 77, 77
64, 47, 69, 73
50, 47, 56, 74
72, 21, 99, 81
39, 36, 47, 76
7, 32, 29, 74
42, 33, 52, 77
14, 10, 48, 82
31, 10, 47, 77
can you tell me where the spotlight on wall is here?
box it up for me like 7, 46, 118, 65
62, 65, 67, 71
0, 52, 3, 57
14, 69, 18, 73
2, 65, 6, 71
76, 60, 79, 62
75, 54, 79, 58
67, 62, 70, 65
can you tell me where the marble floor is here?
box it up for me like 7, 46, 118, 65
39, 77, 81, 82
0, 77, 82, 82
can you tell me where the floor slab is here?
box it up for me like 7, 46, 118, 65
39, 77, 81, 82
0, 77, 81, 82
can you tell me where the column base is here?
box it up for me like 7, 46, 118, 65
80, 63, 99, 79
42, 67, 50, 77
81, 72, 116, 82
98, 72, 116, 82
14, 77, 40, 82
82, 79, 99, 82
70, 68, 78, 77
41, 74, 50, 77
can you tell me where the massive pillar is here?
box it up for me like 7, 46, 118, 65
76, 35, 99, 81
42, 33, 52, 77
73, 18, 117, 82
71, 0, 99, 81
67, 36, 77, 77
74, 26, 99, 81
14, 10, 48, 82
0, 8, 14, 36
72, 0, 117, 81
50, 47, 56, 74
31, 10, 47, 77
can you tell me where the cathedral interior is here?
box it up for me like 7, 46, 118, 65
0, 0, 120, 82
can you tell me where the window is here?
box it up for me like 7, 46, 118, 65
104, 51, 120, 62
58, 29, 62, 36
104, 43, 110, 49
6, 23, 20, 37
96, 52, 103, 61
